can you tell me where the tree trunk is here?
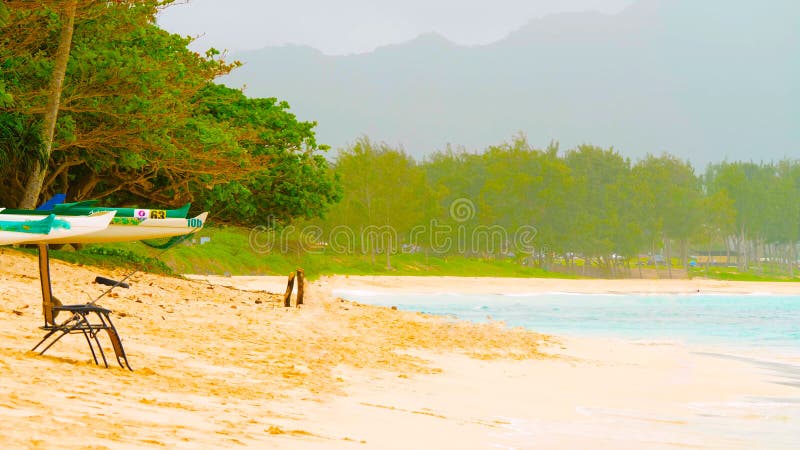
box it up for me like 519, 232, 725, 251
19, 0, 77, 208
725, 236, 731, 266
738, 227, 747, 271
757, 238, 764, 274
665, 235, 672, 279
652, 240, 660, 279
386, 235, 392, 270
681, 238, 688, 274
369, 234, 376, 265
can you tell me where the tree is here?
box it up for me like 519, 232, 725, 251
634, 154, 703, 276
477, 137, 570, 263
705, 162, 773, 271
18, 0, 76, 208
326, 138, 435, 268
764, 160, 800, 275
563, 145, 637, 276
1, 0, 340, 224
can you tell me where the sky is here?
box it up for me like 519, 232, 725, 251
157, 0, 637, 55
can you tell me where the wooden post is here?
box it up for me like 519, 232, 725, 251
296, 268, 305, 306
38, 244, 55, 325
283, 272, 295, 307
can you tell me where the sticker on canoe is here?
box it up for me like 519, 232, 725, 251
133, 209, 167, 220
112, 217, 141, 225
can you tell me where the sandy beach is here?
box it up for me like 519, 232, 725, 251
1, 250, 798, 449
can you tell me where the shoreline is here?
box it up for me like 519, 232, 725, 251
186, 274, 800, 296
319, 275, 800, 295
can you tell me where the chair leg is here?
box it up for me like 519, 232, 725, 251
79, 328, 100, 366
33, 315, 83, 355
34, 313, 109, 367
85, 314, 109, 368
96, 311, 132, 371
32, 328, 62, 353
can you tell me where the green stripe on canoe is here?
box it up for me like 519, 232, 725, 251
0, 203, 190, 218
0, 214, 71, 234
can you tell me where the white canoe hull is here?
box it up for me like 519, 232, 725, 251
41, 212, 208, 244
0, 211, 117, 245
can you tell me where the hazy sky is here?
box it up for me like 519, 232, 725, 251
158, 0, 636, 55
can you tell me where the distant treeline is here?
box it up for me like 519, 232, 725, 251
312, 136, 800, 276
0, 1, 340, 223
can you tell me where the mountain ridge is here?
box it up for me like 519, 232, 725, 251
221, 0, 799, 166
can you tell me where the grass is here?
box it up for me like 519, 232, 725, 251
689, 265, 800, 282
24, 226, 576, 280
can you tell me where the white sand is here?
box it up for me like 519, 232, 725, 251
1, 253, 798, 449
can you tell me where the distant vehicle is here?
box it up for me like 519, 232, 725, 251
647, 255, 666, 265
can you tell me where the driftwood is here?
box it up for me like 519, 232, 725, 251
296, 268, 305, 306
283, 272, 295, 307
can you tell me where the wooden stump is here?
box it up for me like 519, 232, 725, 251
296, 268, 305, 306
283, 272, 295, 307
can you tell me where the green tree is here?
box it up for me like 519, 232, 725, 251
184, 84, 341, 224
17, 0, 76, 208
706, 162, 773, 271
478, 137, 571, 263
1, 0, 340, 224
326, 137, 435, 268
633, 154, 703, 276
695, 189, 736, 275
564, 145, 637, 276
764, 160, 800, 275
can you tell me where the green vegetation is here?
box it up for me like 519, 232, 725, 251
26, 226, 575, 280
308, 136, 800, 279
0, 1, 339, 223
27, 224, 796, 282
13, 245, 174, 275
689, 266, 800, 282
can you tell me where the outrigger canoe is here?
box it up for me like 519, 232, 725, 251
38, 212, 208, 244
0, 201, 190, 220
0, 209, 117, 245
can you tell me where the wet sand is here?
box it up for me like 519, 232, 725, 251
312, 274, 800, 296
1, 251, 798, 449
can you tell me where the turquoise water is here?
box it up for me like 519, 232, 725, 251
336, 291, 800, 355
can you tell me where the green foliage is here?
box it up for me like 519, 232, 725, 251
563, 145, 635, 259
193, 84, 341, 225
11, 244, 174, 275
313, 135, 800, 278
0, 0, 340, 225
322, 137, 435, 267
78, 246, 174, 274
690, 266, 800, 282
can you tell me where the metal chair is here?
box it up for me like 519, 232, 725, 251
31, 244, 132, 370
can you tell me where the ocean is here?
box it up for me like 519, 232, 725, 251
334, 291, 800, 357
